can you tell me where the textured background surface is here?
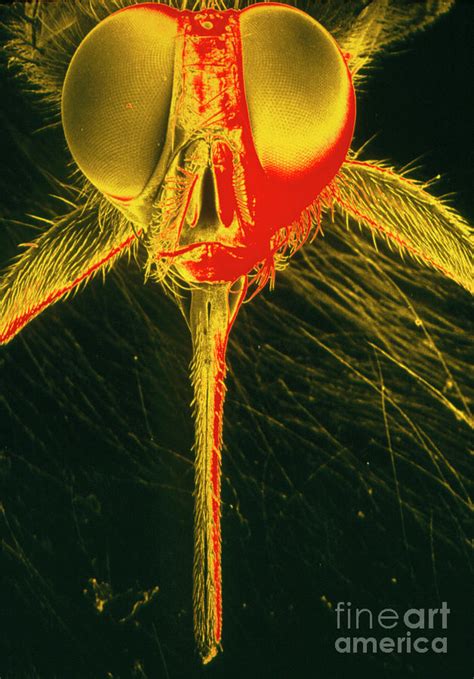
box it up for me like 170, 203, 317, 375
0, 2, 472, 678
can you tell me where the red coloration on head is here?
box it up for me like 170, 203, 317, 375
113, 3, 356, 284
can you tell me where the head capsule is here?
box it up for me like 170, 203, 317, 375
62, 2, 356, 284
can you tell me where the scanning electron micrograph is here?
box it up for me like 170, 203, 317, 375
0, 1, 472, 678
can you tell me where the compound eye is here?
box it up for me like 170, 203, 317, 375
62, 5, 178, 200
240, 5, 354, 179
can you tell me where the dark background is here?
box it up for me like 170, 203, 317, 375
0, 2, 472, 678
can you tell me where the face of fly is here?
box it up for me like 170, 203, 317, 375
138, 7, 265, 285
61, 3, 356, 284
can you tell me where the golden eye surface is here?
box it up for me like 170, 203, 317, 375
62, 7, 177, 199
240, 4, 353, 178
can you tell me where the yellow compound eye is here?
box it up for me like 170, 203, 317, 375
61, 6, 177, 200
240, 4, 353, 179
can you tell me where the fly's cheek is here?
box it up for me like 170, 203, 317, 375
61, 6, 178, 201
240, 4, 355, 198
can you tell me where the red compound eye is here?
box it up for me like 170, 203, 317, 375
240, 4, 355, 185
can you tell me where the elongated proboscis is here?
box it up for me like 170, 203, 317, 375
189, 279, 246, 663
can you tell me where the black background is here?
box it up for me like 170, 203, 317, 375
0, 2, 473, 678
